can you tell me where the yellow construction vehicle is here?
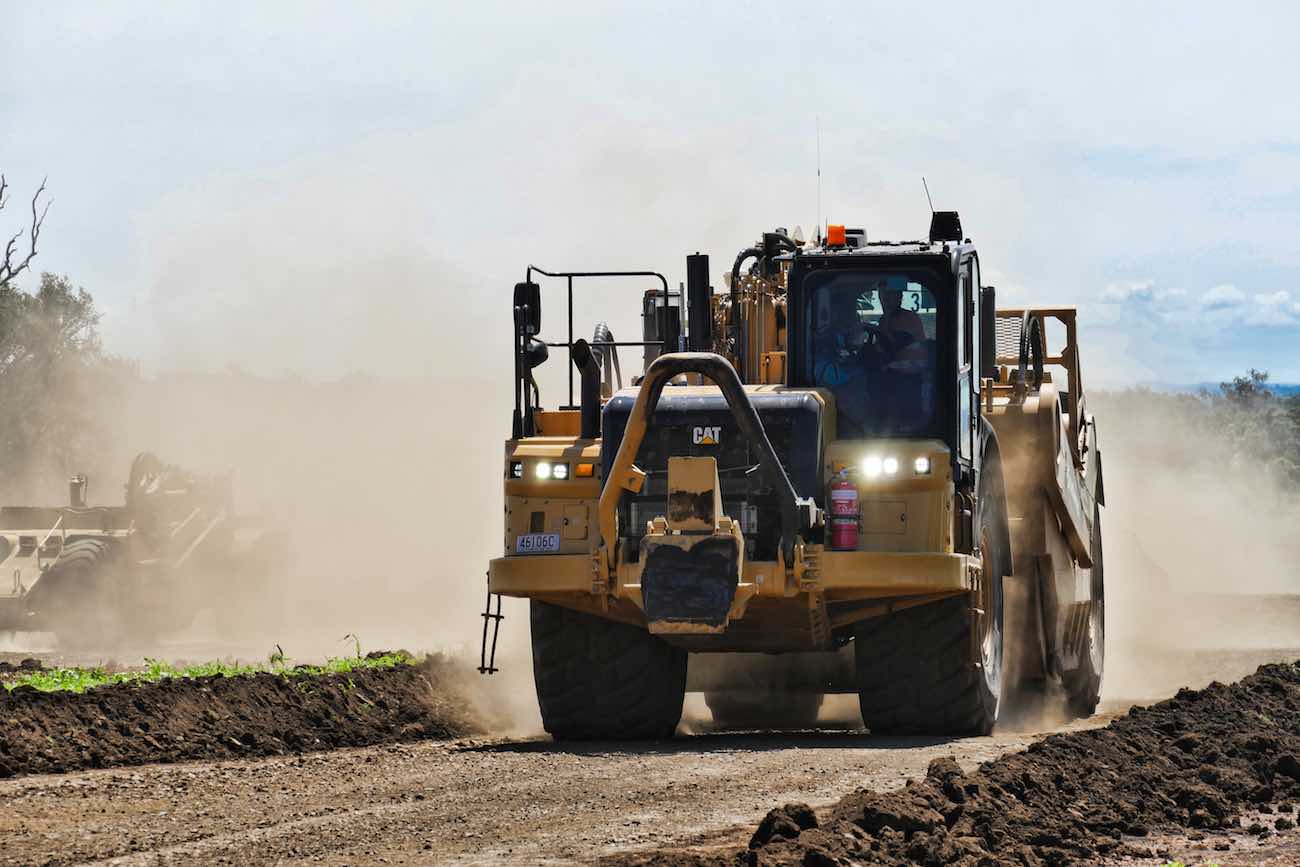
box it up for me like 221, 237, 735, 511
482, 212, 1104, 738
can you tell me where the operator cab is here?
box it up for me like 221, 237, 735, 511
783, 212, 989, 472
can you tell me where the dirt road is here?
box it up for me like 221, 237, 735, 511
2, 602, 1296, 865
0, 710, 1112, 866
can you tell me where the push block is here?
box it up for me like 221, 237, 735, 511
641, 457, 744, 633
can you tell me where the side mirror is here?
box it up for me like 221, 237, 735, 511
979, 285, 997, 381
513, 281, 541, 335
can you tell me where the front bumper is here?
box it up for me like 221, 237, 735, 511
488, 548, 974, 604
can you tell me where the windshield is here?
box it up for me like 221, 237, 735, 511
803, 268, 942, 437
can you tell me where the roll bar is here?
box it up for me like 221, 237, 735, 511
597, 352, 818, 567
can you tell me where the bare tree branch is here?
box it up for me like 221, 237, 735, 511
0, 176, 50, 289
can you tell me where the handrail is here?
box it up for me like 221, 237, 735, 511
524, 266, 672, 411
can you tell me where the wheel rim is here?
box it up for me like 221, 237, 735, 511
978, 527, 1003, 709
1085, 601, 1104, 673
1086, 517, 1105, 676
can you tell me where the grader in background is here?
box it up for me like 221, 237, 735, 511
482, 212, 1104, 739
0, 452, 283, 648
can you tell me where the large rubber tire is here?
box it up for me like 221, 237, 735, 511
854, 501, 1006, 736
1064, 505, 1105, 718
30, 539, 125, 651
531, 601, 687, 740
704, 690, 824, 730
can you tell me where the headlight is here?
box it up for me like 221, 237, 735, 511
551, 463, 569, 480
534, 462, 553, 480
882, 457, 899, 476
862, 456, 882, 478
509, 461, 524, 479
914, 456, 932, 475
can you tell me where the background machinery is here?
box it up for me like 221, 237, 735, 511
485, 212, 1105, 739
0, 452, 283, 648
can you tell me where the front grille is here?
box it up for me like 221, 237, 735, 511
602, 389, 823, 561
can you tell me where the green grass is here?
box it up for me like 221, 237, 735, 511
1, 650, 414, 694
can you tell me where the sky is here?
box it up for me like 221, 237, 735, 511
2, 1, 1299, 386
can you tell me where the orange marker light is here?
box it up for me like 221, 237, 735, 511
575, 463, 595, 478
827, 224, 846, 246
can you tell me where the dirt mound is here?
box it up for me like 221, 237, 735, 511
607, 661, 1300, 866
0, 654, 484, 777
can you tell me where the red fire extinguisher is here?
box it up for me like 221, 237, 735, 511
829, 469, 859, 551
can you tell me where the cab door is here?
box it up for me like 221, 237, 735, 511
957, 256, 979, 466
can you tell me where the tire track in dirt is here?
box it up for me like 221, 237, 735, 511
0, 724, 1102, 866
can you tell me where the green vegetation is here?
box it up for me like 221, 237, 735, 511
0, 270, 137, 497
1100, 369, 1300, 485
1, 650, 414, 694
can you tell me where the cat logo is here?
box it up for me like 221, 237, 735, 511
692, 425, 721, 446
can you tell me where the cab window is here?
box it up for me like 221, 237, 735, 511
804, 269, 941, 438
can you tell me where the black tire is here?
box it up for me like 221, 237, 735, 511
531, 601, 687, 740
854, 495, 1006, 736
704, 690, 824, 730
1064, 505, 1105, 718
29, 539, 125, 651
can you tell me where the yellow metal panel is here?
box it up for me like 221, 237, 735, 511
818, 550, 973, 596
561, 504, 588, 540
861, 499, 906, 535
533, 410, 582, 437
824, 439, 952, 494
505, 496, 597, 555
760, 351, 786, 383
665, 456, 722, 532
503, 438, 602, 498
489, 554, 593, 596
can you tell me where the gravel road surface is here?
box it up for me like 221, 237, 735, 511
0, 716, 1115, 866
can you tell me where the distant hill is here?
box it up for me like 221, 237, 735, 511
1139, 382, 1300, 397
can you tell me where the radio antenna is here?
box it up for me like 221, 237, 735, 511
922, 176, 935, 214
816, 118, 822, 243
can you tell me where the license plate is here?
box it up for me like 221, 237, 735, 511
515, 533, 561, 554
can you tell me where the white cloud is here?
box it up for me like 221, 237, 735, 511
1102, 280, 1154, 302
1200, 284, 1247, 308
1245, 290, 1300, 326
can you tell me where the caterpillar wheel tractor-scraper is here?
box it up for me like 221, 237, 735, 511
481, 211, 1106, 739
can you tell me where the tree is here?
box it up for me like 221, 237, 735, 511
1220, 368, 1273, 406
0, 174, 49, 290
0, 273, 134, 497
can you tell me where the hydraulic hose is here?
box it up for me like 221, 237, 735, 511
590, 321, 623, 395
730, 247, 761, 285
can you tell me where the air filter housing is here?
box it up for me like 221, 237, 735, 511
929, 211, 963, 243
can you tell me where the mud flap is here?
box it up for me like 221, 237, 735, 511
641, 535, 740, 632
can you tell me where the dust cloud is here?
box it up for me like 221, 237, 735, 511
6, 176, 541, 736
1092, 390, 1300, 704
